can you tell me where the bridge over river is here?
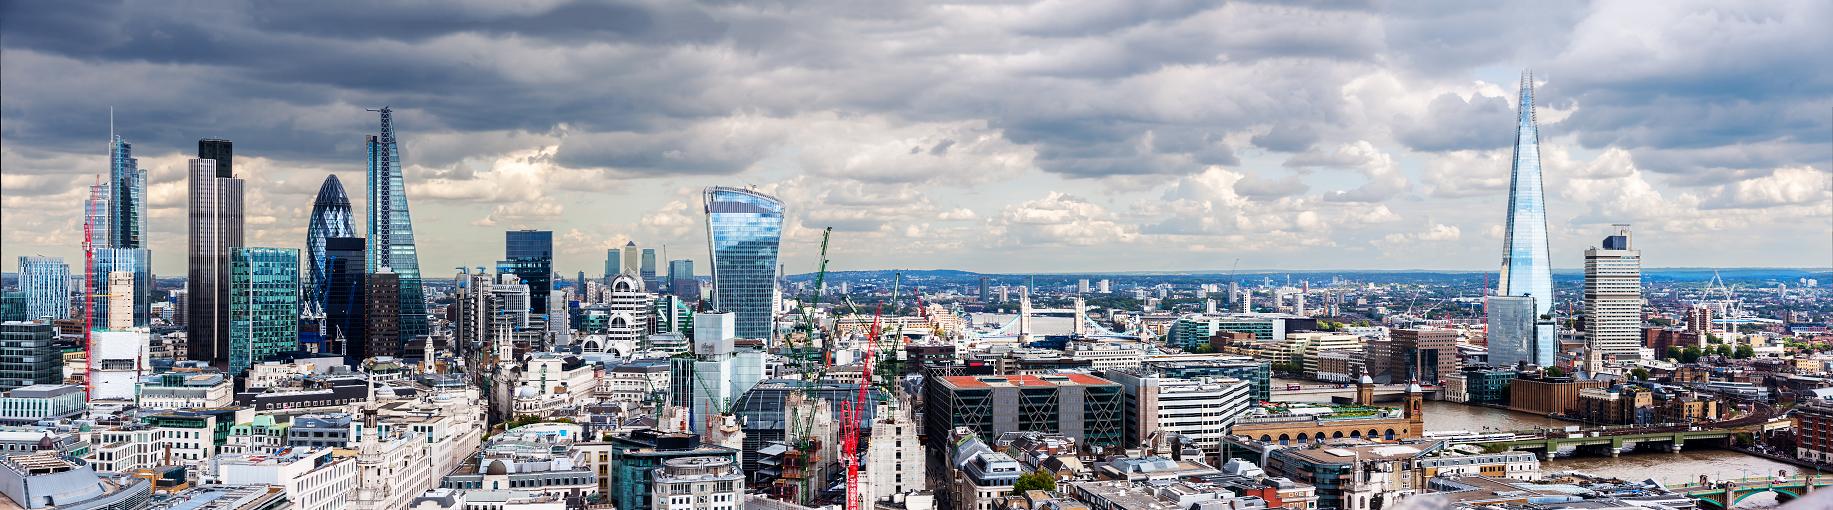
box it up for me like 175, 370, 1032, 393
1670, 474, 1833, 508
1460, 418, 1790, 460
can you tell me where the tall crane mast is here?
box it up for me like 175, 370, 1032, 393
841, 304, 881, 510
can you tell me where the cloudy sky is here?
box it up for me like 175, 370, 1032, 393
2, 1, 1829, 277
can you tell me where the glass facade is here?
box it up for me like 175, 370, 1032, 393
604, 248, 620, 278
1486, 295, 1549, 367
17, 256, 69, 322
0, 293, 23, 322
703, 187, 784, 340
306, 175, 356, 316
85, 184, 111, 250
501, 230, 554, 315
366, 107, 429, 341
0, 322, 60, 392
228, 248, 299, 375
323, 238, 367, 360
1498, 71, 1555, 360
109, 136, 147, 250
91, 248, 152, 327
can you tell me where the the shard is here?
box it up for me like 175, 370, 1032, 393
306, 175, 356, 316
365, 107, 430, 341
1493, 71, 1556, 368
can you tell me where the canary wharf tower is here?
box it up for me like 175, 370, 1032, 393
366, 107, 430, 340
1496, 72, 1556, 366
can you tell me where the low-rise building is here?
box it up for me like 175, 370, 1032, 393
1575, 386, 1654, 426
211, 447, 355, 510
0, 385, 86, 425
139, 372, 235, 410
1102, 370, 1253, 456
0, 452, 151, 509
441, 423, 597, 506
1264, 442, 1440, 510
603, 429, 739, 510
944, 433, 1021, 510
650, 456, 742, 510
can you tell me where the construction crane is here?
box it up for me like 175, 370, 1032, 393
790, 227, 834, 365
840, 305, 881, 510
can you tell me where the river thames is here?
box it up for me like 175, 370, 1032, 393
1269, 378, 1801, 503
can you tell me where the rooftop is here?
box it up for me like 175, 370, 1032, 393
937, 373, 1116, 389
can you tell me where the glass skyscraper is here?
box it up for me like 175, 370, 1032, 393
500, 230, 553, 315
17, 257, 69, 322
228, 248, 300, 375
109, 135, 147, 250
83, 134, 154, 329
306, 175, 356, 316
1497, 71, 1555, 365
365, 107, 429, 341
323, 237, 367, 360
703, 187, 784, 340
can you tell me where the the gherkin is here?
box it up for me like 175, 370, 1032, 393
306, 175, 356, 316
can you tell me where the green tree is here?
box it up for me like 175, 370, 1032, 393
1715, 344, 1733, 357
1630, 368, 1650, 381
1012, 470, 1057, 494
1682, 346, 1702, 363
1664, 347, 1683, 361
1543, 366, 1566, 377
1733, 345, 1755, 359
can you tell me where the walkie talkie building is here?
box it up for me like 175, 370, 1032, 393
703, 187, 784, 341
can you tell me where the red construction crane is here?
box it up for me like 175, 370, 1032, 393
841, 304, 882, 510
81, 178, 99, 400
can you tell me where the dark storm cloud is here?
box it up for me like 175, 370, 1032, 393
2, 0, 1828, 203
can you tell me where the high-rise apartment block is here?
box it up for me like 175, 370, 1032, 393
227, 248, 299, 375
702, 187, 784, 340
1584, 225, 1642, 371
16, 257, 68, 322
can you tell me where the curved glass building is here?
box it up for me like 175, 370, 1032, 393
1495, 71, 1557, 367
703, 187, 784, 341
366, 107, 430, 341
306, 175, 356, 315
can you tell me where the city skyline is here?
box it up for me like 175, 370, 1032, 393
2, 2, 1830, 276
